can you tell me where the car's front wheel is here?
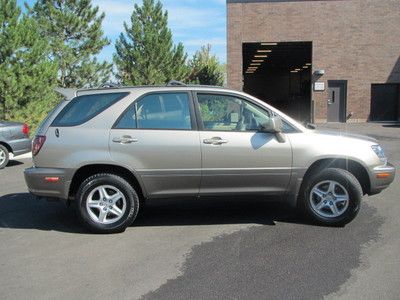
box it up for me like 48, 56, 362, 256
0, 145, 10, 169
76, 173, 140, 233
301, 168, 363, 226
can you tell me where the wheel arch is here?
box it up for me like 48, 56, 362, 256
0, 141, 13, 154
299, 158, 371, 197
69, 164, 146, 202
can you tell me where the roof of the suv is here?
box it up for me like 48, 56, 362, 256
55, 82, 232, 100
75, 85, 232, 97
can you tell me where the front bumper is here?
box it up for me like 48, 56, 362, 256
24, 167, 73, 201
369, 163, 396, 195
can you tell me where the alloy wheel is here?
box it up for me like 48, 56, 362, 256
0, 148, 6, 166
86, 185, 127, 225
309, 180, 349, 218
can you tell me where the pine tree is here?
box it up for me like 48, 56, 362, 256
30, 0, 112, 88
187, 45, 224, 86
0, 0, 57, 124
114, 0, 188, 85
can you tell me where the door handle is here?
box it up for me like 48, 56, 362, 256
112, 135, 138, 144
203, 137, 228, 145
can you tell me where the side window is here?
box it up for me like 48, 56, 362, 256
197, 94, 271, 132
115, 93, 192, 130
52, 92, 128, 127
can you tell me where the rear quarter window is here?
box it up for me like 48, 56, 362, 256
52, 92, 129, 127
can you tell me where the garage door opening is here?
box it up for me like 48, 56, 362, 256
243, 42, 312, 122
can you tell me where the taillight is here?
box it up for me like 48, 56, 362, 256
32, 135, 46, 156
22, 123, 29, 136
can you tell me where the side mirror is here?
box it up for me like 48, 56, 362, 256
259, 116, 286, 143
260, 116, 283, 133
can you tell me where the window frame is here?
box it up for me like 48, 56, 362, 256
192, 91, 300, 134
112, 91, 198, 131
51, 92, 130, 127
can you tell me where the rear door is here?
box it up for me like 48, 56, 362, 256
110, 92, 201, 198
195, 92, 292, 195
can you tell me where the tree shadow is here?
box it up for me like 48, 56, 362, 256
0, 193, 318, 233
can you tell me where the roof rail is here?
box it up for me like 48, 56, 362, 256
98, 82, 120, 88
166, 80, 186, 87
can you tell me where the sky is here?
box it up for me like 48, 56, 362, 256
18, 0, 227, 63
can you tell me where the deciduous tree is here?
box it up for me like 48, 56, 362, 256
187, 44, 224, 86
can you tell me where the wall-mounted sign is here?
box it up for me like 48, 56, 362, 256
314, 82, 325, 91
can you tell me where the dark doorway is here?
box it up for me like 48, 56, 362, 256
327, 80, 347, 122
370, 84, 400, 121
242, 42, 312, 122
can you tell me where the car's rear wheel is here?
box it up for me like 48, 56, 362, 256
300, 168, 362, 226
0, 145, 10, 169
76, 173, 140, 233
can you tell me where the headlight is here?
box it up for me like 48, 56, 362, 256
371, 145, 387, 163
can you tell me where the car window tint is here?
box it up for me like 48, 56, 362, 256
115, 93, 192, 130
197, 94, 271, 132
52, 93, 128, 127
115, 103, 137, 129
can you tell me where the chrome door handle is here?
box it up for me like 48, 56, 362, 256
203, 137, 228, 145
112, 135, 138, 144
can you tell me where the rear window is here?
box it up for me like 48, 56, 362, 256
52, 92, 129, 127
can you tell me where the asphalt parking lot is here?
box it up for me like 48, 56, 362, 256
0, 123, 399, 300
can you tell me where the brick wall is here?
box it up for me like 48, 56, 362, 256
227, 0, 400, 122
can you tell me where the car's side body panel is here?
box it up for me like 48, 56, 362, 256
0, 121, 31, 155
199, 131, 292, 195
110, 129, 202, 197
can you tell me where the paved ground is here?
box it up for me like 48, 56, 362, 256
0, 123, 399, 300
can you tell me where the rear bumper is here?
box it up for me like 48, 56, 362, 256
24, 167, 73, 200
369, 163, 396, 195
9, 138, 31, 156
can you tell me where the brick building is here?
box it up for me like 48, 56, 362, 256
227, 0, 400, 123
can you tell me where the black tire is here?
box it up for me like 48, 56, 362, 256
76, 173, 140, 234
299, 168, 363, 226
0, 145, 10, 169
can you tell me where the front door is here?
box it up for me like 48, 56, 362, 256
195, 93, 292, 195
110, 92, 201, 198
327, 80, 347, 122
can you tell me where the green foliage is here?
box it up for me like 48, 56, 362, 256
30, 0, 112, 88
0, 0, 58, 129
114, 0, 188, 85
187, 45, 224, 86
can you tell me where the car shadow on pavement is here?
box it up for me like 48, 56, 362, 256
382, 124, 400, 128
5, 160, 24, 167
0, 193, 86, 234
0, 193, 316, 233
135, 197, 314, 228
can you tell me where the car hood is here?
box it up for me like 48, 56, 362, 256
312, 130, 378, 143
0, 121, 22, 127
